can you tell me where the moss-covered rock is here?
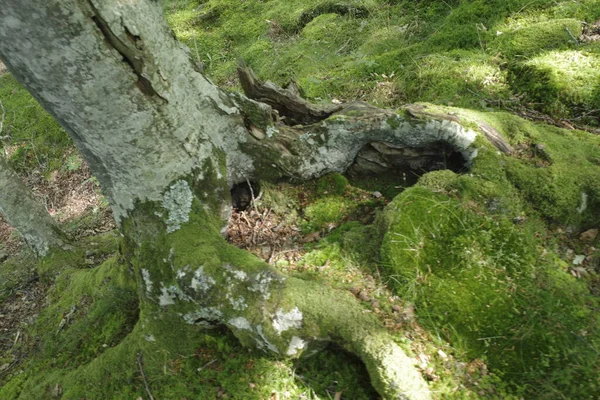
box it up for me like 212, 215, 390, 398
434, 107, 600, 227
371, 108, 600, 397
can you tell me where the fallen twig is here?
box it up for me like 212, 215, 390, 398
137, 352, 155, 400
56, 305, 76, 335
246, 178, 259, 215
564, 26, 579, 45
197, 359, 217, 372
0, 99, 7, 140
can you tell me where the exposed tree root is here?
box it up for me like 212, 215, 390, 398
128, 205, 431, 399
236, 65, 512, 185
0, 156, 68, 256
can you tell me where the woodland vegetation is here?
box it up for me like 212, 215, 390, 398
0, 0, 599, 399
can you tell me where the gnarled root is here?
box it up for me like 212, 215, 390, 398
134, 209, 430, 399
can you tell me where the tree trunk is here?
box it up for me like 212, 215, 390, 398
0, 156, 66, 256
0, 0, 509, 398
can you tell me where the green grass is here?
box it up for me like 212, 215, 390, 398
0, 74, 72, 174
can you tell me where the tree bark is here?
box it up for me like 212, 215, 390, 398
0, 156, 66, 256
0, 0, 508, 398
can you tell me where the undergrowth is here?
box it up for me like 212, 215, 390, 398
163, 0, 600, 124
1, 0, 600, 399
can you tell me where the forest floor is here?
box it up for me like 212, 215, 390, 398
1, 0, 600, 399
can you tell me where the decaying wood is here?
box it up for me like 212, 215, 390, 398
237, 62, 342, 125
404, 103, 462, 124
405, 104, 514, 154
476, 121, 514, 154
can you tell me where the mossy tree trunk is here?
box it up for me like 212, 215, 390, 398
0, 0, 495, 398
0, 155, 67, 256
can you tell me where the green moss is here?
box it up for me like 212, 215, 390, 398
475, 112, 600, 226
378, 50, 508, 108
38, 232, 120, 276
238, 141, 285, 182
302, 196, 355, 232
255, 181, 301, 223
3, 215, 378, 399
346, 170, 409, 199
4, 1, 600, 398
416, 169, 459, 192
315, 172, 349, 196
380, 186, 600, 397
0, 252, 37, 302
509, 49, 600, 124
293, 348, 377, 399
0, 258, 139, 398
340, 223, 382, 267
162, 0, 597, 116
434, 108, 600, 227
491, 18, 582, 57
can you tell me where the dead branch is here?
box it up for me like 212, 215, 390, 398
237, 61, 342, 125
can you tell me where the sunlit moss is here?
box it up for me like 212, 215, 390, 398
490, 18, 582, 57
509, 49, 600, 124
380, 186, 600, 398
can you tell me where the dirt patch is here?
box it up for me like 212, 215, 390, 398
581, 19, 600, 43
24, 161, 104, 222
24, 157, 115, 236
0, 156, 115, 258
0, 277, 48, 381
26, 160, 116, 237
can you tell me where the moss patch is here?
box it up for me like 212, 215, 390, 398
380, 187, 600, 398
490, 18, 582, 57
509, 49, 600, 124
162, 0, 600, 120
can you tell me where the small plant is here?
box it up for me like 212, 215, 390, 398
63, 154, 82, 172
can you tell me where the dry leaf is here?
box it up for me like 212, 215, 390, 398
580, 228, 598, 242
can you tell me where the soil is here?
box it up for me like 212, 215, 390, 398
0, 277, 47, 381
0, 159, 115, 258
581, 19, 600, 43
0, 157, 114, 380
